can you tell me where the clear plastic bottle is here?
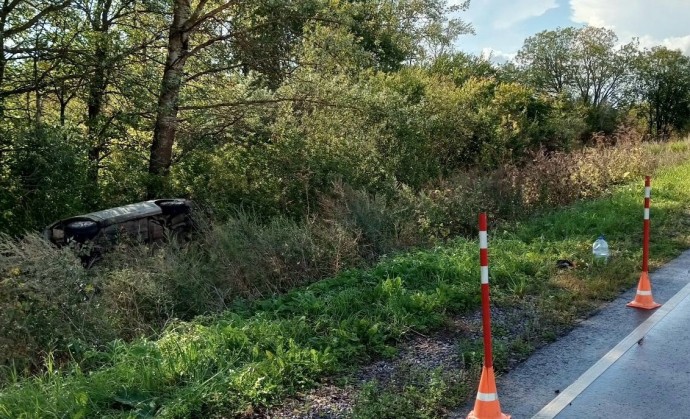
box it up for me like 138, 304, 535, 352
592, 235, 609, 264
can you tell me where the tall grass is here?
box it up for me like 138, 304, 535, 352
2, 142, 690, 417
1, 133, 689, 382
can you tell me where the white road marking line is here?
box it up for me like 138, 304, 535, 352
532, 279, 690, 419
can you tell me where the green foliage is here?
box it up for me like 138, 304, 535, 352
516, 26, 636, 109
351, 365, 468, 418
427, 52, 497, 85
398, 128, 655, 241
162, 60, 593, 222
1, 0, 688, 236
3, 2, 690, 415
0, 245, 478, 416
0, 234, 112, 378
4, 150, 690, 416
344, 0, 473, 70
0, 133, 683, 384
4, 13, 686, 234
0, 126, 91, 236
633, 47, 690, 139
516, 26, 639, 136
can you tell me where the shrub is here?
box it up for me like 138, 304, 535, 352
0, 126, 91, 236
0, 235, 112, 378
318, 181, 419, 257
398, 125, 656, 241
3, 132, 688, 386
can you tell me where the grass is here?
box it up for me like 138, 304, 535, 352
2, 158, 690, 417
0, 132, 674, 376
351, 364, 469, 419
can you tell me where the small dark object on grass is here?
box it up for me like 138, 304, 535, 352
556, 259, 576, 270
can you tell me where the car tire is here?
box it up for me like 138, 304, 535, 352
157, 200, 190, 216
64, 220, 99, 242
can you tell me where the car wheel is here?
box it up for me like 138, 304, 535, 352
157, 200, 190, 216
64, 220, 99, 242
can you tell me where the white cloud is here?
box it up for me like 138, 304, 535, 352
492, 0, 559, 29
460, 0, 559, 30
637, 34, 690, 55
481, 48, 516, 64
570, 0, 690, 54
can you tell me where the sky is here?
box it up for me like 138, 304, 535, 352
452, 0, 690, 62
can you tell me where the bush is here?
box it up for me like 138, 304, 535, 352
398, 125, 655, 240
0, 235, 111, 378
169, 69, 589, 223
0, 126, 91, 236
318, 181, 419, 257
3, 131, 688, 386
171, 71, 398, 221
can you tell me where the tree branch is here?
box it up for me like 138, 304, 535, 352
184, 64, 245, 83
179, 97, 361, 112
0, 0, 26, 19
5, 0, 72, 37
188, 0, 240, 31
185, 33, 233, 58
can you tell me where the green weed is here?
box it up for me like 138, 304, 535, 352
2, 141, 690, 416
351, 365, 469, 419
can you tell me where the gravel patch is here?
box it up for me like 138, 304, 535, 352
263, 296, 571, 418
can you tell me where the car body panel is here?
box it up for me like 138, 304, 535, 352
44, 199, 192, 247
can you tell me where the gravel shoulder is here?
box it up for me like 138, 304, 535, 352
261, 248, 690, 418
263, 296, 570, 418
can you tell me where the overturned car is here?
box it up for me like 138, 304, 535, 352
44, 199, 194, 252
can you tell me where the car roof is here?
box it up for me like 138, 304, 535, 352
88, 201, 162, 226
48, 200, 163, 228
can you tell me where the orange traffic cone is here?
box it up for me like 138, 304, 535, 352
626, 271, 661, 310
467, 366, 510, 419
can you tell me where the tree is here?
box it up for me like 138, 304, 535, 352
427, 51, 496, 85
570, 27, 636, 108
73, 0, 162, 188
516, 26, 636, 108
515, 27, 574, 96
634, 47, 690, 139
146, 0, 475, 196
346, 0, 472, 70
0, 0, 72, 116
149, 0, 459, 194
149, 0, 231, 191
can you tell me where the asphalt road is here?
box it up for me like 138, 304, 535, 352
549, 283, 690, 418
456, 248, 690, 419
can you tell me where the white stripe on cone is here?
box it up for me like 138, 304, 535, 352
637, 290, 652, 296
476, 392, 498, 402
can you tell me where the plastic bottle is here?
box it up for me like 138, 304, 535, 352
592, 235, 609, 263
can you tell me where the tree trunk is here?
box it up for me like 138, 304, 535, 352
147, 0, 191, 198
0, 55, 6, 118
59, 92, 67, 126
86, 40, 108, 187
0, 8, 6, 118
86, 0, 113, 192
32, 35, 42, 124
